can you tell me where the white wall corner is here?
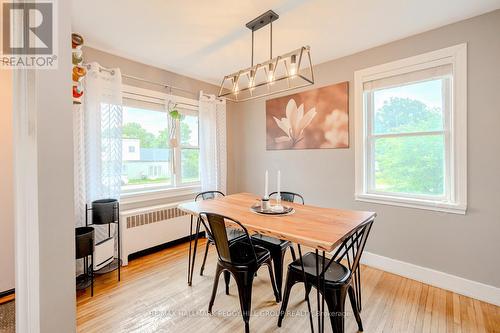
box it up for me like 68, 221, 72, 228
361, 251, 500, 306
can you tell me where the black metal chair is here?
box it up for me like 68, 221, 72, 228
278, 218, 374, 333
191, 191, 245, 277
200, 212, 280, 333
250, 191, 302, 300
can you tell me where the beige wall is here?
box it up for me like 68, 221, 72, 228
0, 69, 14, 293
228, 10, 500, 287
83, 46, 220, 98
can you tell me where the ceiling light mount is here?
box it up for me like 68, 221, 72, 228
245, 10, 279, 31
218, 9, 314, 102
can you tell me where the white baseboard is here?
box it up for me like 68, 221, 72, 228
361, 251, 500, 306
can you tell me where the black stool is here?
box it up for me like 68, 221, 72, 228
75, 226, 95, 296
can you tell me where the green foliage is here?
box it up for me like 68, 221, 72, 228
180, 122, 191, 145
169, 109, 181, 120
156, 129, 170, 148
122, 120, 199, 182
374, 97, 442, 134
122, 122, 156, 148
181, 149, 200, 181
374, 97, 444, 196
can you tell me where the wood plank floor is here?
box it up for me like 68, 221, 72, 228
77, 239, 500, 333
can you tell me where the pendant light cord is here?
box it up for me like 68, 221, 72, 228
270, 16, 273, 60
251, 28, 254, 67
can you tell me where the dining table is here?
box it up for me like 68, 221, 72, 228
178, 192, 376, 333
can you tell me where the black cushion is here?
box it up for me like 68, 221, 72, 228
228, 240, 271, 266
289, 252, 350, 285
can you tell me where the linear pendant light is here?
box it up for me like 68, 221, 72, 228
218, 10, 314, 102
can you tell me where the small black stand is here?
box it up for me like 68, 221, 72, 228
85, 199, 121, 281
75, 226, 95, 296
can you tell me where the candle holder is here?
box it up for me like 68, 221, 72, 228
271, 195, 284, 213
261, 197, 270, 210
276, 195, 282, 207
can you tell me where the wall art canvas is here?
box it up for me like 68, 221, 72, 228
266, 82, 349, 150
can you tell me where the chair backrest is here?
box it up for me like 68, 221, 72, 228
331, 218, 374, 276
195, 190, 225, 201
269, 191, 304, 204
200, 212, 257, 265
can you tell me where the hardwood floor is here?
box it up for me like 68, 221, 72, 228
0, 293, 14, 305
77, 239, 500, 333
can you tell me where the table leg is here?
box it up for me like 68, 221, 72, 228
315, 250, 327, 333
321, 251, 325, 333
187, 215, 193, 285
188, 216, 201, 286
315, 249, 321, 331
298, 244, 315, 333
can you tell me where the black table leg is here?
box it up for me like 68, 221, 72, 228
315, 249, 321, 331
321, 251, 325, 333
298, 244, 315, 333
188, 216, 201, 286
187, 215, 193, 284
314, 250, 327, 333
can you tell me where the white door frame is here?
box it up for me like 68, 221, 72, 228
13, 67, 41, 332
11, 1, 40, 332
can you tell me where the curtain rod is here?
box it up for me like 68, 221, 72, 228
123, 91, 199, 109
84, 63, 212, 98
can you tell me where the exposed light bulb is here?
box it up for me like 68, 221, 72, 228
249, 70, 255, 88
233, 76, 239, 93
290, 54, 297, 76
268, 63, 275, 82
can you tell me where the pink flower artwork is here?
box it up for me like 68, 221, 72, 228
266, 82, 349, 150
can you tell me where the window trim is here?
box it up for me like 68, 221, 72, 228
121, 84, 201, 200
354, 44, 467, 214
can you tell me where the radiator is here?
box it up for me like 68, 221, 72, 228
119, 201, 193, 265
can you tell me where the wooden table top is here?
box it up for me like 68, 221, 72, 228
178, 193, 376, 252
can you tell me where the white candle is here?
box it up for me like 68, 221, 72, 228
277, 170, 281, 199
264, 170, 269, 199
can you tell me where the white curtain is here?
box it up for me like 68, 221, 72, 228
74, 62, 123, 243
199, 93, 227, 194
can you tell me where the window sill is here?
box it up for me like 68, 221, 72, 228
120, 185, 201, 205
355, 193, 466, 215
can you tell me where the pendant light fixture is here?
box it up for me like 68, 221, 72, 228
218, 10, 314, 102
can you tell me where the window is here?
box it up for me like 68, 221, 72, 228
122, 105, 173, 191
354, 44, 467, 214
120, 85, 200, 196
179, 113, 200, 184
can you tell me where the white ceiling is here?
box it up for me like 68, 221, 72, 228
71, 0, 500, 84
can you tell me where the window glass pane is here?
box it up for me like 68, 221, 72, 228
180, 114, 199, 146
373, 79, 445, 134
373, 135, 445, 196
122, 106, 172, 190
181, 148, 200, 183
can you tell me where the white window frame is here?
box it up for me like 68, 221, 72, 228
354, 44, 467, 214
120, 84, 201, 203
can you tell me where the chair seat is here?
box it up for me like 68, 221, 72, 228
289, 252, 350, 285
251, 234, 291, 250
227, 240, 271, 266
